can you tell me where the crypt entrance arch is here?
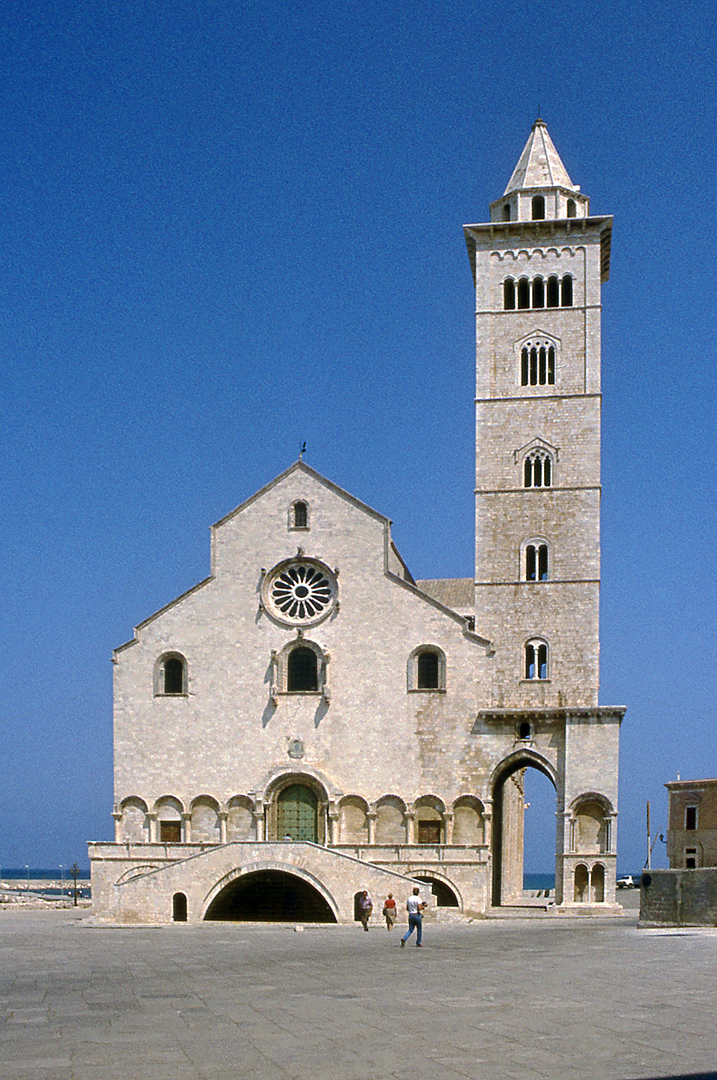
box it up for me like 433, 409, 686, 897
204, 866, 337, 922
491, 751, 558, 907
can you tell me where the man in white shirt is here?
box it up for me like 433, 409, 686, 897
400, 887, 427, 947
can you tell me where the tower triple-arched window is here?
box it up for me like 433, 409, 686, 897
503, 274, 573, 310
524, 450, 552, 488
525, 639, 549, 680
521, 341, 555, 386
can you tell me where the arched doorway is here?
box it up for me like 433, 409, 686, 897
277, 784, 318, 842
491, 758, 557, 906
204, 870, 336, 922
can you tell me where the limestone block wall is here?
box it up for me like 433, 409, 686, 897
640, 869, 717, 926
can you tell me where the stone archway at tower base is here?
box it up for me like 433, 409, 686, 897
89, 841, 428, 925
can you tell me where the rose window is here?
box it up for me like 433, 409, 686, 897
263, 559, 337, 626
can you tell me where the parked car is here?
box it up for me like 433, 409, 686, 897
616, 874, 639, 889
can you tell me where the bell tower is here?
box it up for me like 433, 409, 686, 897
464, 119, 613, 711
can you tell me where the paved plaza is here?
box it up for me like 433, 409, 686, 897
1, 902, 717, 1080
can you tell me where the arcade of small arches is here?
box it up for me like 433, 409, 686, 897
503, 274, 573, 310
113, 788, 487, 848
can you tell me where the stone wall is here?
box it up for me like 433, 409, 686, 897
640, 868, 717, 926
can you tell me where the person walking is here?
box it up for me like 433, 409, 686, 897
358, 890, 373, 931
400, 886, 426, 947
382, 893, 397, 931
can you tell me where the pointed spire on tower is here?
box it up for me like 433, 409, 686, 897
503, 119, 578, 195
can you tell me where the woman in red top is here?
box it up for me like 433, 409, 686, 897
382, 893, 397, 930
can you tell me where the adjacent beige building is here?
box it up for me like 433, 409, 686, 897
665, 778, 717, 869
90, 120, 625, 923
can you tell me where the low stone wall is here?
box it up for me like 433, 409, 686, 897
640, 868, 717, 926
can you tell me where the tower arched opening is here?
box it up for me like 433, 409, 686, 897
204, 870, 336, 922
491, 757, 557, 907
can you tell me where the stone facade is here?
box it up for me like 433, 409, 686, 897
665, 778, 717, 869
90, 121, 625, 923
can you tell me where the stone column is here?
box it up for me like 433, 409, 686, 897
328, 811, 339, 846
112, 810, 122, 844
218, 811, 228, 845
147, 813, 157, 844
443, 812, 454, 846
405, 811, 416, 845
253, 805, 265, 842
181, 813, 192, 843
366, 812, 377, 845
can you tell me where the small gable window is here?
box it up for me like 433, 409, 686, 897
287, 646, 318, 692
155, 653, 187, 696
524, 449, 552, 488
525, 639, 549, 680
289, 500, 309, 530
502, 203, 511, 221
567, 198, 576, 218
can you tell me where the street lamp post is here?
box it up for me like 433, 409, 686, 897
59, 864, 64, 893
69, 862, 81, 906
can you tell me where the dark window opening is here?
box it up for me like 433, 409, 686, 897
172, 892, 187, 921
686, 806, 697, 830
685, 848, 697, 869
567, 199, 576, 218
518, 721, 532, 740
417, 651, 440, 689
525, 642, 548, 680
532, 195, 545, 220
163, 657, 184, 695
293, 501, 308, 528
287, 647, 318, 691
547, 276, 559, 307
160, 821, 181, 843
526, 543, 548, 582
517, 278, 530, 309
417, 820, 442, 844
504, 279, 516, 310
502, 203, 511, 221
532, 277, 544, 308
561, 275, 573, 306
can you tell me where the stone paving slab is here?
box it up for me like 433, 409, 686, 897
1, 907, 717, 1079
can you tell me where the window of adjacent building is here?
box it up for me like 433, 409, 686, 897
685, 806, 697, 830
521, 343, 555, 387
287, 646, 319, 691
525, 639, 548, 680
524, 450, 552, 488
685, 847, 697, 869
526, 542, 549, 581
532, 195, 545, 220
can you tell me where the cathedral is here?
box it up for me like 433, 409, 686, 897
90, 121, 625, 923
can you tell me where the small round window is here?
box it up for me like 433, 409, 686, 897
263, 559, 337, 627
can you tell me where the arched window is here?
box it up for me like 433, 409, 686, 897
561, 275, 573, 306
517, 277, 530, 309
518, 721, 532, 740
546, 275, 560, 307
417, 651, 439, 689
502, 203, 511, 221
290, 500, 309, 529
520, 341, 555, 387
567, 198, 576, 218
172, 893, 187, 922
155, 653, 187, 696
532, 277, 544, 308
523, 450, 552, 488
287, 646, 318, 691
531, 195, 545, 220
525, 639, 549, 680
525, 542, 549, 581
503, 279, 516, 310
408, 646, 446, 692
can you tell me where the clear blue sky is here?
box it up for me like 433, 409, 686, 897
1, 0, 715, 873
